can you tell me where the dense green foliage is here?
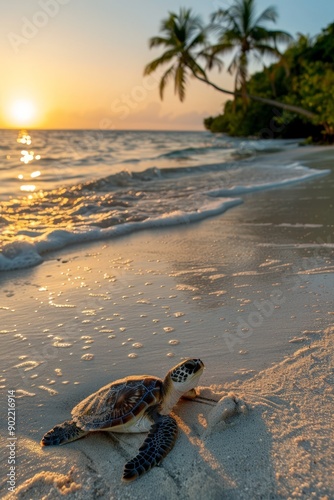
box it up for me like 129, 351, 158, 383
205, 23, 334, 141
144, 1, 333, 141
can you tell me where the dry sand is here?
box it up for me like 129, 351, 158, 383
1, 145, 334, 499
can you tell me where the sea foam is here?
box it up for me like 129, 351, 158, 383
0, 198, 242, 271
0, 130, 330, 274
208, 163, 330, 196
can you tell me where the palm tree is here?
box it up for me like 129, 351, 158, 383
144, 7, 316, 120
209, 0, 292, 101
143, 8, 208, 102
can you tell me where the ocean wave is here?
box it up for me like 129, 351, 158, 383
208, 163, 330, 196
0, 198, 242, 271
80, 163, 235, 191
157, 144, 230, 160
0, 150, 330, 272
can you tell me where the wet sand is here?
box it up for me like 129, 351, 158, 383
1, 145, 333, 499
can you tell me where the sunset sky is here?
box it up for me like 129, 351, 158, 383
1, 0, 333, 130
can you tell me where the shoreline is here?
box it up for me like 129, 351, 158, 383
1, 144, 334, 498
1, 143, 333, 274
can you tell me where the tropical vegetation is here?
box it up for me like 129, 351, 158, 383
144, 1, 334, 142
205, 23, 334, 141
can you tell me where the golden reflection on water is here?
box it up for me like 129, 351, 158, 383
17, 130, 32, 145
20, 150, 35, 164
16, 130, 42, 193
20, 185, 36, 192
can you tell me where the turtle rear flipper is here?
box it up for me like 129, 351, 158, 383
40, 420, 88, 446
122, 415, 178, 482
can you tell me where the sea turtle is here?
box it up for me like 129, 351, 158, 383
40, 358, 204, 482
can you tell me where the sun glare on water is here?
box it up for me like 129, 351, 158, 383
9, 99, 37, 127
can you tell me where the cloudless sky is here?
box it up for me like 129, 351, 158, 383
0, 0, 333, 130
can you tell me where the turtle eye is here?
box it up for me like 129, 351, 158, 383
184, 362, 194, 371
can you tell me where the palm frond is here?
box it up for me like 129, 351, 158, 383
143, 49, 178, 76
254, 6, 278, 26
148, 36, 173, 49
184, 54, 207, 79
174, 65, 187, 101
186, 30, 207, 51
227, 55, 239, 75
210, 8, 228, 24
159, 65, 175, 100
240, 0, 254, 34
268, 29, 293, 45
200, 49, 225, 72
254, 27, 292, 43
253, 43, 281, 58
210, 7, 241, 35
208, 41, 236, 57
217, 28, 242, 46
251, 26, 274, 42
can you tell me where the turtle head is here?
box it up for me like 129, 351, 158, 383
161, 359, 204, 413
169, 359, 204, 390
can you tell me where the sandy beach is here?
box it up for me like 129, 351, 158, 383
1, 145, 334, 499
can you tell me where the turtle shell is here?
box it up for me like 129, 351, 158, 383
71, 376, 163, 431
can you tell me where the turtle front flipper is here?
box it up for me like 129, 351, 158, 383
123, 414, 178, 482
40, 420, 88, 446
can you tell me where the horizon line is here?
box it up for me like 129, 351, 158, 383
0, 127, 208, 133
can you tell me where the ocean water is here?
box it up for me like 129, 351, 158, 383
0, 129, 329, 271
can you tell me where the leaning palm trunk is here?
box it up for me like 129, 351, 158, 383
143, 7, 318, 123
205, 1, 317, 121
193, 73, 317, 120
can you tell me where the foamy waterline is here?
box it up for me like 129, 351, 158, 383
0, 163, 330, 272
0, 128, 330, 273
207, 163, 330, 196
0, 198, 242, 271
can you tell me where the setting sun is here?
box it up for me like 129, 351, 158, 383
8, 99, 37, 127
